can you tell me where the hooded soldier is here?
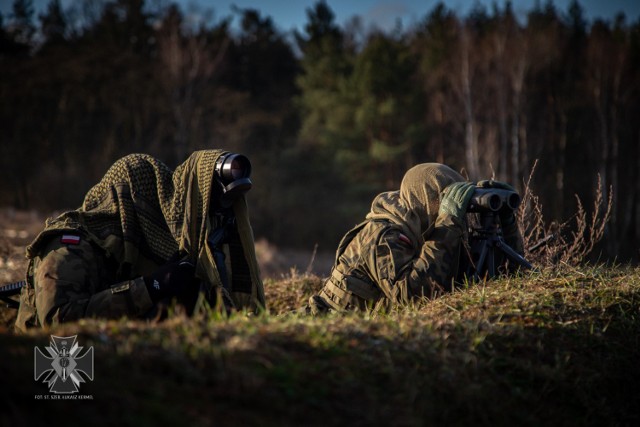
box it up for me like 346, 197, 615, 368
308, 163, 524, 314
15, 150, 265, 331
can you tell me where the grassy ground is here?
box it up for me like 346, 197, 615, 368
1, 265, 639, 426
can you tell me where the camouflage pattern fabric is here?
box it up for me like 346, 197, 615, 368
16, 237, 152, 329
16, 151, 265, 331
308, 163, 524, 314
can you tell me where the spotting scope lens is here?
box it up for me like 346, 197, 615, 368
506, 191, 521, 210
216, 153, 251, 183
214, 152, 253, 201
468, 188, 521, 213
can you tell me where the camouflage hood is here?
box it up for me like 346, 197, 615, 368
367, 163, 464, 244
27, 150, 265, 311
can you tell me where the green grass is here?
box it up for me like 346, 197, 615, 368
1, 266, 639, 426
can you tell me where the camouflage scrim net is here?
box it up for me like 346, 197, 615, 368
26, 150, 265, 311
81, 153, 183, 264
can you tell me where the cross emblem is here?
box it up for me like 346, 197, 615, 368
34, 335, 94, 394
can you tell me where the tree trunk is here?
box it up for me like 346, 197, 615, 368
494, 34, 508, 181
511, 57, 526, 187
460, 29, 479, 178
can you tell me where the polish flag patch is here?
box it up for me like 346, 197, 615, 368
61, 235, 81, 245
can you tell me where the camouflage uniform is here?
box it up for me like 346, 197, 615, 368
308, 164, 524, 314
16, 235, 153, 330
16, 151, 265, 332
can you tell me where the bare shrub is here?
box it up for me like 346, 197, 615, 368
517, 160, 613, 267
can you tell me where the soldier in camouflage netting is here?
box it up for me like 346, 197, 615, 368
308, 163, 524, 314
16, 150, 265, 331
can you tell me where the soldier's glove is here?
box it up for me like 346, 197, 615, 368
143, 260, 198, 302
439, 182, 476, 219
477, 179, 517, 227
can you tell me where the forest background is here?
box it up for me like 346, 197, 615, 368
1, 0, 639, 263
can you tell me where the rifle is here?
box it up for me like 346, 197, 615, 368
0, 280, 25, 309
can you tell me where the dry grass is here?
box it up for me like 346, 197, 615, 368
0, 209, 40, 285
0, 206, 637, 426
1, 265, 639, 426
264, 270, 324, 315
517, 161, 613, 267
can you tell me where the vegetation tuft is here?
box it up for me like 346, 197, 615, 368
2, 265, 639, 426
518, 161, 613, 268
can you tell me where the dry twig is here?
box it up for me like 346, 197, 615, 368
517, 161, 613, 267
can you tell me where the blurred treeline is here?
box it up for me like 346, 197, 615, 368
1, 0, 639, 261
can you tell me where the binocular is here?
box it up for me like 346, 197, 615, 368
467, 188, 521, 213
215, 152, 252, 196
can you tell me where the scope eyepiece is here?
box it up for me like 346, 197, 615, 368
467, 188, 521, 213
